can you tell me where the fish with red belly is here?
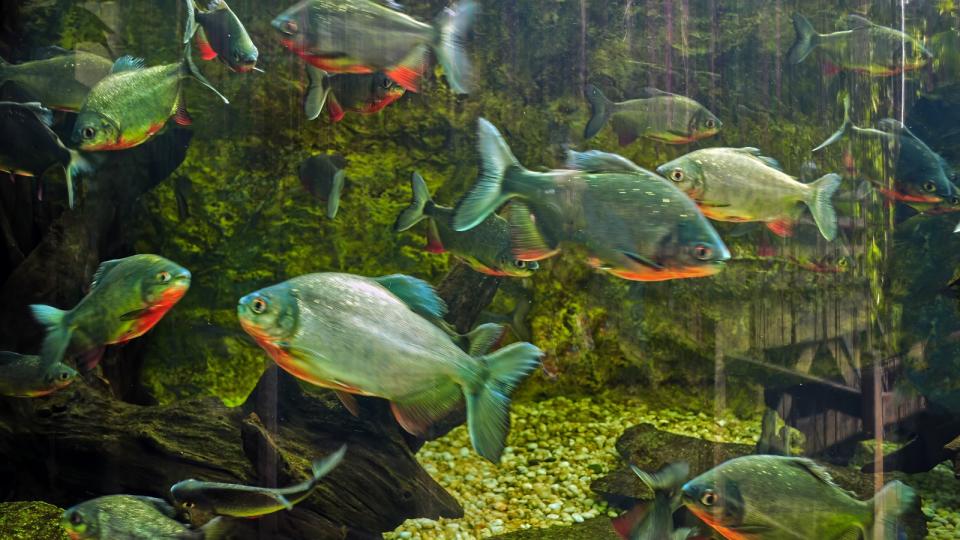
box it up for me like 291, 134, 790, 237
30, 254, 191, 369
272, 0, 477, 94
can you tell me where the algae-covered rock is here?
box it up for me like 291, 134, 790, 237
0, 501, 67, 540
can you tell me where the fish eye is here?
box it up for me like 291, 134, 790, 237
183, 501, 195, 509
59, 371, 71, 380
81, 126, 96, 140
693, 244, 713, 261
950, 196, 960, 206
670, 168, 684, 182
233, 51, 242, 62
513, 259, 526, 269
69, 511, 83, 525
700, 489, 718, 506
705, 119, 716, 129
923, 181, 937, 193
284, 20, 298, 34
381, 78, 392, 89
251, 297, 268, 314
157, 271, 172, 283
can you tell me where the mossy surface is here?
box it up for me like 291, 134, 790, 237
0, 501, 67, 540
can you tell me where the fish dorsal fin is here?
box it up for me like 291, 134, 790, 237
877, 118, 920, 141
90, 259, 124, 290
111, 55, 145, 74
735, 147, 783, 170
30, 45, 71, 60
372, 274, 447, 320
130, 496, 178, 518
566, 149, 644, 173
846, 14, 875, 29
630, 461, 690, 492
789, 457, 852, 493
638, 87, 677, 98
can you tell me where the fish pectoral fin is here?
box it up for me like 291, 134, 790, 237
507, 202, 560, 261
390, 382, 462, 436
620, 251, 664, 270
333, 390, 360, 417
119, 307, 153, 321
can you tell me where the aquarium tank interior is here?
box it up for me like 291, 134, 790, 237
2, 0, 960, 538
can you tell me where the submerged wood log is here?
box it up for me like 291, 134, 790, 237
0, 370, 462, 540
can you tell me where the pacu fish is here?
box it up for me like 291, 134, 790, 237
186, 0, 259, 73
613, 462, 694, 540
272, 0, 477, 93
171, 445, 346, 518
813, 95, 959, 212
0, 49, 113, 111
30, 254, 191, 370
72, 43, 228, 151
681, 455, 916, 540
298, 153, 347, 219
584, 85, 721, 145
656, 147, 842, 240
0, 351, 77, 398
304, 68, 406, 122
452, 121, 730, 282
0, 101, 91, 208
395, 171, 538, 278
61, 495, 227, 540
787, 14, 933, 76
237, 272, 542, 462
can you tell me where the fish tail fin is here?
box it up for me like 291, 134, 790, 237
453, 118, 524, 232
433, 0, 477, 94
30, 305, 71, 365
869, 480, 916, 540
806, 173, 842, 241
64, 149, 92, 209
198, 516, 230, 540
311, 444, 347, 482
584, 84, 613, 139
787, 13, 819, 64
183, 0, 198, 44
304, 65, 330, 121
813, 94, 852, 152
464, 342, 541, 462
182, 42, 229, 104
394, 172, 434, 232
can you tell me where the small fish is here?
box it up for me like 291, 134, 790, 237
452, 122, 730, 282
681, 455, 916, 540
814, 95, 959, 212
304, 68, 405, 122
394, 171, 538, 278
172, 445, 346, 518
787, 14, 933, 76
0, 351, 77, 397
61, 495, 227, 540
0, 101, 91, 208
584, 85, 721, 145
0, 49, 113, 111
237, 272, 542, 462
72, 42, 228, 151
272, 0, 477, 93
185, 0, 259, 73
656, 147, 842, 240
298, 154, 347, 219
612, 462, 694, 540
30, 254, 191, 370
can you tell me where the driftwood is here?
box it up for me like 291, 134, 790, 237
0, 369, 462, 539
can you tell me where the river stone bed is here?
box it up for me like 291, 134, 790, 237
385, 392, 960, 540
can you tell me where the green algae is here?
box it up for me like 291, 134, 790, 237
0, 501, 67, 540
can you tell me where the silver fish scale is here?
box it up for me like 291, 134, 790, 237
286, 273, 478, 397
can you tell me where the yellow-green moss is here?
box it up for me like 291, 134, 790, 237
0, 501, 67, 540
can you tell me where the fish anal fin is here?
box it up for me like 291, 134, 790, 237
391, 382, 462, 436
611, 503, 649, 540
195, 28, 218, 60
766, 219, 794, 237
327, 95, 345, 123
822, 60, 842, 76
621, 250, 664, 270
425, 220, 445, 253
79, 347, 105, 371
334, 390, 360, 416
386, 45, 429, 92
175, 99, 193, 126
